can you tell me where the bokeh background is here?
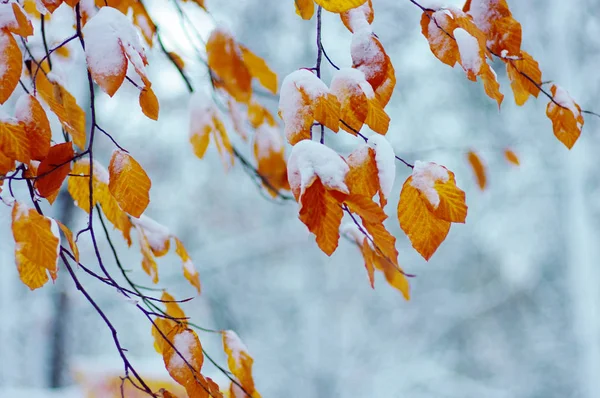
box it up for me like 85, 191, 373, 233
1, 0, 600, 397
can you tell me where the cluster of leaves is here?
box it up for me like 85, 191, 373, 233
0, 0, 595, 396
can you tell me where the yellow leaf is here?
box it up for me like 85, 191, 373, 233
253, 124, 290, 197
162, 291, 187, 324
340, 0, 373, 32
68, 159, 133, 245
0, 118, 29, 163
108, 150, 151, 218
12, 202, 60, 290
222, 331, 261, 398
240, 46, 278, 94
546, 84, 583, 150
314, 0, 368, 13
57, 221, 79, 263
136, 224, 159, 283
175, 237, 201, 294
398, 177, 450, 261
0, 29, 22, 104
139, 87, 160, 120
506, 51, 541, 106
467, 151, 486, 190
295, 0, 314, 19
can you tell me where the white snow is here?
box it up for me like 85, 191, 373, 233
330, 68, 375, 100
14, 94, 34, 123
340, 222, 365, 244
0, 1, 28, 32
344, 2, 372, 33
287, 140, 349, 199
454, 28, 482, 75
465, 0, 496, 33
109, 150, 129, 175
131, 215, 171, 254
410, 161, 449, 208
279, 69, 330, 141
254, 124, 284, 159
223, 330, 248, 367
189, 91, 218, 138
169, 329, 198, 371
367, 135, 396, 199
12, 202, 30, 221
75, 158, 109, 184
183, 259, 197, 277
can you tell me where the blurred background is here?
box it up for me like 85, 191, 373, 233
1, 0, 600, 397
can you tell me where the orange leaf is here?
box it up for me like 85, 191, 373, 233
294, 0, 314, 19
139, 87, 159, 120
108, 150, 151, 217
420, 10, 460, 67
15, 94, 52, 161
288, 141, 349, 255
206, 27, 252, 103
175, 237, 201, 294
253, 124, 290, 197
504, 149, 519, 166
374, 55, 396, 107
314, 0, 367, 13
372, 253, 410, 300
12, 202, 60, 290
506, 51, 541, 106
0, 3, 33, 37
222, 331, 260, 397
546, 84, 584, 149
35, 71, 86, 149
131, 215, 171, 257
136, 224, 159, 283
0, 30, 22, 104
464, 0, 522, 56
467, 151, 486, 190
162, 325, 207, 397
340, 0, 373, 32
162, 291, 187, 324
57, 221, 79, 263
279, 69, 341, 145
240, 46, 278, 94
35, 142, 74, 200
432, 169, 468, 223
0, 118, 29, 163
398, 177, 450, 261
247, 100, 276, 129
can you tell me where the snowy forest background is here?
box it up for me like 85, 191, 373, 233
2, 0, 600, 397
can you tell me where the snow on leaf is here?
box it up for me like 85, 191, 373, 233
0, 30, 22, 104
367, 135, 395, 204
175, 237, 201, 294
345, 145, 379, 201
0, 2, 33, 37
287, 141, 349, 255
35, 142, 74, 202
398, 177, 451, 261
253, 124, 290, 197
351, 28, 388, 91
295, 0, 315, 19
12, 202, 60, 290
330, 68, 389, 135
83, 6, 149, 96
278, 69, 340, 145
506, 51, 541, 106
546, 84, 584, 149
464, 0, 522, 56
340, 0, 373, 33
399, 162, 467, 260
15, 94, 51, 161
374, 55, 396, 107
131, 215, 171, 257
467, 150, 486, 190
222, 330, 260, 398
108, 150, 151, 218
314, 0, 368, 13
136, 223, 159, 283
